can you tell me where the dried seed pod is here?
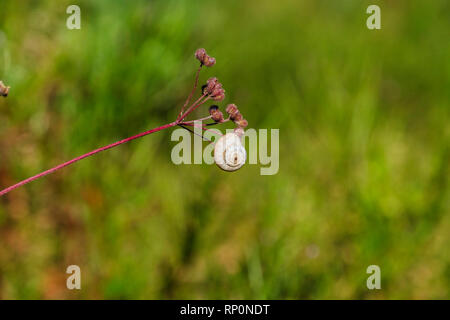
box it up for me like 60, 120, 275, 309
204, 78, 225, 101
208, 105, 224, 122
235, 118, 248, 128
214, 132, 246, 172
233, 112, 243, 122
211, 90, 225, 101
203, 56, 216, 67
225, 104, 238, 115
195, 48, 216, 67
0, 81, 10, 97
226, 104, 241, 120
205, 77, 219, 94
195, 48, 206, 62
211, 110, 224, 122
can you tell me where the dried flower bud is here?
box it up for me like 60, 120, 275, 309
195, 48, 216, 67
211, 82, 223, 93
233, 113, 243, 122
211, 90, 225, 101
205, 77, 219, 94
211, 110, 224, 122
208, 105, 224, 122
226, 104, 238, 116
226, 104, 241, 120
203, 56, 216, 67
0, 81, 10, 97
235, 118, 248, 128
204, 78, 225, 101
195, 48, 206, 60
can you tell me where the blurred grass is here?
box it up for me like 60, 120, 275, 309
0, 0, 449, 299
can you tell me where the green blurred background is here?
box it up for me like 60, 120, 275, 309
0, 0, 449, 299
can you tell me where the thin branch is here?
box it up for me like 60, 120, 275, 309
177, 93, 210, 122
180, 121, 223, 136
178, 124, 212, 142
0, 121, 178, 197
177, 64, 202, 120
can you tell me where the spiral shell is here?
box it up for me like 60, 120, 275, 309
214, 133, 246, 171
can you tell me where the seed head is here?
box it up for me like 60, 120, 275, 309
212, 110, 224, 122
211, 90, 225, 101
225, 104, 240, 120
195, 48, 216, 67
208, 105, 224, 122
226, 104, 238, 115
235, 118, 248, 128
233, 113, 243, 121
225, 103, 248, 128
204, 77, 225, 101
205, 77, 219, 94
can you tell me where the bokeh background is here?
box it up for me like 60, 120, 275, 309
0, 0, 449, 299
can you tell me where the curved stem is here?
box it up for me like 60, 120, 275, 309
0, 121, 178, 197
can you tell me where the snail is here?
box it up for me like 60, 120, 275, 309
214, 132, 246, 171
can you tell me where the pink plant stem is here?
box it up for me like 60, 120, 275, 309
177, 64, 202, 120
0, 121, 178, 197
178, 94, 209, 122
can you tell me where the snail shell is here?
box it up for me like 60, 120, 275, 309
214, 133, 246, 171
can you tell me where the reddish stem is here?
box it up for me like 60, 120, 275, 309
178, 94, 210, 122
177, 64, 202, 120
0, 121, 178, 197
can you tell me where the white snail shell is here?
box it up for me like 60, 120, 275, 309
214, 133, 246, 171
